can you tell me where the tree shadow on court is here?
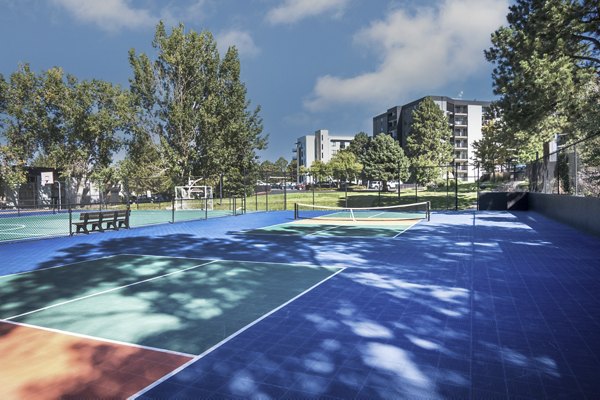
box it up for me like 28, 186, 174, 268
2, 211, 599, 398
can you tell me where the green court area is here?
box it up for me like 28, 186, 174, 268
129, 208, 235, 225
243, 219, 419, 238
0, 255, 341, 355
0, 209, 234, 242
0, 212, 71, 241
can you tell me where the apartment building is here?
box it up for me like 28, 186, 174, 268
293, 129, 355, 183
374, 96, 491, 181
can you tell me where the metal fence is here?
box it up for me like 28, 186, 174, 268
527, 133, 600, 197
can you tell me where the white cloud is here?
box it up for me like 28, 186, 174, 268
216, 30, 260, 58
266, 0, 349, 25
51, 0, 211, 32
304, 0, 508, 111
51, 0, 156, 32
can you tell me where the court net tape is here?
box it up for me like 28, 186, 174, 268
294, 201, 430, 222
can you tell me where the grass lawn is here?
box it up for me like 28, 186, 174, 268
245, 183, 479, 211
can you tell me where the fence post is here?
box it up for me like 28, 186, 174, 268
454, 163, 458, 211
446, 167, 449, 211
171, 197, 175, 223
283, 171, 287, 211
414, 181, 417, 203
266, 173, 269, 212
574, 144, 578, 196
476, 165, 480, 211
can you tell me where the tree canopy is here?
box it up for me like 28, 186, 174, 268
329, 150, 362, 184
485, 0, 599, 159
363, 133, 409, 190
406, 97, 453, 184
0, 64, 128, 195
128, 21, 266, 187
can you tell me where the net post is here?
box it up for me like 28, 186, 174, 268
294, 203, 298, 219
427, 201, 431, 221
205, 197, 208, 220
68, 206, 73, 236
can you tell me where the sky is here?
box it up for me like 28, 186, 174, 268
0, 0, 510, 162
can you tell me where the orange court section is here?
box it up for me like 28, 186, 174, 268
0, 321, 192, 399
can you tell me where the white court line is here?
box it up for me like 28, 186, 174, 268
392, 219, 421, 238
366, 211, 386, 219
0, 224, 26, 232
129, 266, 347, 399
118, 254, 323, 268
4, 260, 218, 320
0, 232, 46, 236
306, 224, 343, 237
0, 319, 195, 358
0, 254, 121, 279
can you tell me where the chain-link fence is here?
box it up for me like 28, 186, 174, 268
6, 136, 596, 243
527, 133, 600, 197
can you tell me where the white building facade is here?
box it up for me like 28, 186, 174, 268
374, 96, 491, 182
294, 129, 355, 183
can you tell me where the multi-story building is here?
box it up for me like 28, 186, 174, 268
293, 129, 355, 183
374, 96, 491, 181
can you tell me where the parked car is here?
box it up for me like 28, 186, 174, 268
387, 181, 399, 191
369, 181, 381, 190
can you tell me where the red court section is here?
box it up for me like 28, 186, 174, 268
0, 321, 192, 399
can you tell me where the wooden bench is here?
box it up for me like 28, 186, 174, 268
72, 209, 130, 235
105, 209, 130, 230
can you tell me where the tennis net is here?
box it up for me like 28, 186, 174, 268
294, 201, 430, 222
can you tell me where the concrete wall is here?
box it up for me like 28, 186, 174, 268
528, 192, 600, 237
478, 192, 600, 237
479, 192, 529, 211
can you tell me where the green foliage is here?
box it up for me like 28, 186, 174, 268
0, 64, 45, 165
347, 131, 371, 182
556, 152, 573, 194
473, 116, 516, 175
43, 72, 128, 179
329, 150, 362, 183
128, 21, 266, 186
406, 97, 453, 184
485, 0, 599, 159
273, 157, 289, 173
348, 131, 371, 162
309, 160, 332, 182
363, 134, 409, 190
0, 64, 127, 186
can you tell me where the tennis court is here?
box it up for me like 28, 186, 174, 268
1, 208, 600, 399
0, 254, 341, 398
243, 201, 430, 237
0, 208, 235, 242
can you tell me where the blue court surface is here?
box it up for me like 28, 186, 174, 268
1, 210, 600, 399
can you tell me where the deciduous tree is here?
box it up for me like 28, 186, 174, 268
363, 133, 409, 191
129, 21, 266, 187
406, 97, 453, 185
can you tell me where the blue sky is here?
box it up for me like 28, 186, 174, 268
0, 0, 509, 162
